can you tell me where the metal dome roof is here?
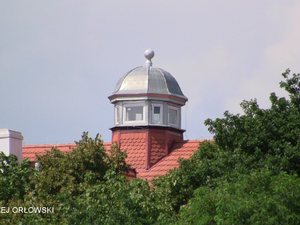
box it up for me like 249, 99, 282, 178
112, 50, 186, 99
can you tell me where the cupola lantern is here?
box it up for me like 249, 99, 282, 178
108, 50, 188, 169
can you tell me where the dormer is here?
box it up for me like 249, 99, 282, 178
108, 49, 187, 130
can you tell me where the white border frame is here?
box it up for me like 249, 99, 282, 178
168, 105, 179, 128
114, 105, 122, 125
123, 103, 146, 125
151, 103, 163, 125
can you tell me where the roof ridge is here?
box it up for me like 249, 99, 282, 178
23, 142, 112, 148
156, 67, 170, 95
144, 143, 200, 172
173, 139, 203, 144
23, 143, 76, 148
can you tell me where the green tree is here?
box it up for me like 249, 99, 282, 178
32, 133, 125, 198
61, 174, 157, 225
177, 169, 300, 225
0, 153, 32, 203
153, 70, 300, 224
0, 133, 133, 224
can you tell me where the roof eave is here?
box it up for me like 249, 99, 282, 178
108, 93, 188, 105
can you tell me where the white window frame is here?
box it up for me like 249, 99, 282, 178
123, 103, 146, 125
115, 105, 122, 125
151, 103, 163, 125
168, 106, 179, 127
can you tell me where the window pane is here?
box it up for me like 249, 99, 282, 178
152, 106, 161, 124
154, 106, 160, 114
115, 106, 121, 124
169, 108, 177, 125
126, 106, 143, 121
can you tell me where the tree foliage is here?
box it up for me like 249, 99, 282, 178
152, 70, 300, 223
0, 133, 135, 224
176, 170, 300, 225
0, 153, 31, 203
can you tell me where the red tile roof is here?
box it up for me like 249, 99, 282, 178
137, 140, 201, 181
22, 140, 201, 181
23, 144, 75, 161
118, 132, 147, 170
23, 143, 111, 161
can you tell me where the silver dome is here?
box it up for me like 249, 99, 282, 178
113, 66, 186, 98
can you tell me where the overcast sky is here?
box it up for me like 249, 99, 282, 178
1, 1, 300, 145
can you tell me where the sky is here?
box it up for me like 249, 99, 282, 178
1, 0, 300, 145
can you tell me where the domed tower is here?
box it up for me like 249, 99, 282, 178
108, 50, 188, 170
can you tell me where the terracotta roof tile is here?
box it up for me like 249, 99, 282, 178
22, 138, 201, 182
137, 140, 201, 181
23, 142, 112, 161
119, 133, 147, 170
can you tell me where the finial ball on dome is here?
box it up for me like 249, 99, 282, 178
144, 49, 155, 61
